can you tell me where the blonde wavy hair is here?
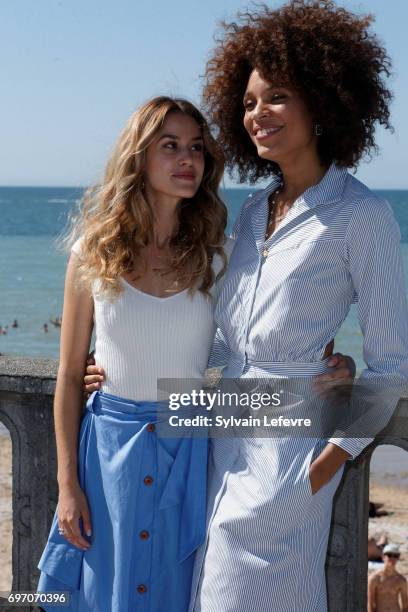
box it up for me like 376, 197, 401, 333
65, 96, 227, 297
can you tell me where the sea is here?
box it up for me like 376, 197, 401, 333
1, 185, 408, 365
0, 186, 408, 478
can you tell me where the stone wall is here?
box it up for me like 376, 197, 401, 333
0, 357, 57, 612
0, 355, 407, 611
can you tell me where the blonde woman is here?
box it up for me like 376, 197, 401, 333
36, 96, 229, 612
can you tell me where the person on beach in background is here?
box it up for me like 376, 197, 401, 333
369, 533, 389, 561
368, 544, 408, 612
36, 96, 231, 612
369, 503, 388, 519
176, 2, 407, 611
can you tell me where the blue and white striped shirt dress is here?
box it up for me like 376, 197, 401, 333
190, 163, 408, 612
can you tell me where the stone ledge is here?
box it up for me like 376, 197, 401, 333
0, 356, 58, 396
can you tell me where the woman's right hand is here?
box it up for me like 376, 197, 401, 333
83, 351, 105, 395
57, 483, 92, 550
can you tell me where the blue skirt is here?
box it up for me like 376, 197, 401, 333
37, 391, 208, 612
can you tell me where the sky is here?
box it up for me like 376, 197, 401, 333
1, 0, 407, 189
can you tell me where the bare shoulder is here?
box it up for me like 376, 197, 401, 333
368, 571, 381, 583
71, 236, 84, 259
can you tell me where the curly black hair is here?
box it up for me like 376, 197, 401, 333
203, 0, 392, 182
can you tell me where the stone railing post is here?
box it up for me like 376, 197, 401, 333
0, 356, 58, 612
326, 396, 408, 611
0, 356, 407, 611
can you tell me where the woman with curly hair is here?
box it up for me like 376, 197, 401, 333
36, 96, 231, 612
186, 2, 408, 611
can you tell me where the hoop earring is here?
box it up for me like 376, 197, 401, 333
314, 124, 323, 136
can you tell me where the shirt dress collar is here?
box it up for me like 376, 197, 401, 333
249, 163, 349, 254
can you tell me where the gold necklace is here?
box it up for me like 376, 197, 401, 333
265, 185, 287, 239
145, 240, 171, 274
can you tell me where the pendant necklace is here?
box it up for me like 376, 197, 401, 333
150, 236, 173, 275
265, 184, 287, 240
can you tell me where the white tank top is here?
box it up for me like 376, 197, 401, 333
71, 238, 234, 401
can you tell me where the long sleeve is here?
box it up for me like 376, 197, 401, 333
230, 191, 257, 240
208, 327, 231, 369
207, 192, 255, 369
208, 237, 237, 369
328, 197, 408, 459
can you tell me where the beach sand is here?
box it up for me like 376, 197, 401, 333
0, 436, 406, 592
0, 435, 12, 592
369, 482, 408, 577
